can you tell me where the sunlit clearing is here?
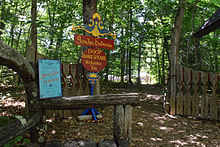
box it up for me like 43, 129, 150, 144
159, 126, 174, 133
0, 97, 25, 107
150, 138, 162, 142
169, 140, 188, 146
141, 94, 162, 101
195, 134, 208, 139
178, 130, 186, 133
187, 134, 198, 141
52, 130, 56, 134
186, 134, 207, 146
46, 119, 53, 123
164, 113, 177, 119
137, 122, 144, 127
0, 111, 12, 116
150, 113, 171, 121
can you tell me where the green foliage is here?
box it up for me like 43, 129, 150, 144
3, 135, 30, 147
0, 0, 219, 84
0, 116, 13, 127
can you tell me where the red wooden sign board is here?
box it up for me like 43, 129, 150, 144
81, 48, 107, 72
74, 34, 114, 50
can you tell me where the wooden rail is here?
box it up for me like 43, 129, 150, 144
0, 113, 41, 146
41, 93, 140, 109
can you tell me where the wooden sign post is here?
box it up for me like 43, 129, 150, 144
72, 13, 116, 122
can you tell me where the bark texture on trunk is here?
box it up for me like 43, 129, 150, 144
169, 0, 186, 115
0, 40, 35, 81
26, 0, 37, 63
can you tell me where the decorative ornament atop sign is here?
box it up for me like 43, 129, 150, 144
72, 13, 116, 39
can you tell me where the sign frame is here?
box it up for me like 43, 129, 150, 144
38, 59, 63, 99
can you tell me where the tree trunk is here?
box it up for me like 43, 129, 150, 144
46, 0, 57, 58
155, 40, 161, 84
162, 36, 168, 86
194, 37, 201, 70
15, 22, 24, 51
120, 27, 125, 85
137, 34, 143, 89
25, 0, 37, 63
213, 32, 218, 71
128, 4, 133, 84
10, 24, 15, 48
81, 0, 97, 56
55, 25, 64, 59
27, 0, 40, 143
0, 0, 5, 36
186, 0, 198, 66
83, 0, 97, 26
105, 1, 114, 82
0, 40, 35, 80
169, 0, 186, 115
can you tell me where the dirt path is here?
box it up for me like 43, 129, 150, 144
1, 84, 220, 146
46, 84, 220, 146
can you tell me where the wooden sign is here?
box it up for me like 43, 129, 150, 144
81, 48, 107, 72
74, 34, 114, 50
88, 72, 99, 84
38, 59, 62, 99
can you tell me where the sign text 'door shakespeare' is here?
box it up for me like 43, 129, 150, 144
81, 48, 107, 72
74, 34, 114, 50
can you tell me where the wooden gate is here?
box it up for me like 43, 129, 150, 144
168, 63, 220, 121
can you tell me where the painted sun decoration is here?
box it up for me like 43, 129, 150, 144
72, 13, 116, 39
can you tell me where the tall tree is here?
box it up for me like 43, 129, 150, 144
128, 0, 133, 84
104, 0, 115, 82
0, 0, 5, 37
79, 0, 97, 62
25, 0, 37, 63
169, 0, 186, 115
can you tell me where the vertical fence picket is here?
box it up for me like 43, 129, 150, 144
184, 67, 192, 116
210, 73, 218, 120
176, 64, 184, 115
62, 63, 70, 97
192, 71, 200, 117
201, 72, 209, 119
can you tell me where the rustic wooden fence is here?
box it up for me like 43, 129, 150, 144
0, 37, 140, 147
168, 63, 220, 121
45, 63, 100, 119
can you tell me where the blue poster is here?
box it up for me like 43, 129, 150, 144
38, 59, 62, 99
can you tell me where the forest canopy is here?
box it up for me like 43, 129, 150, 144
0, 0, 219, 84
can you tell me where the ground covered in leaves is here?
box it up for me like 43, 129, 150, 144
1, 83, 220, 146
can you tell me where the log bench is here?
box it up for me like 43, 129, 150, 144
0, 93, 140, 146
41, 93, 140, 146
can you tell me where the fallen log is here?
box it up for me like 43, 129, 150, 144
41, 93, 140, 110
0, 113, 41, 146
